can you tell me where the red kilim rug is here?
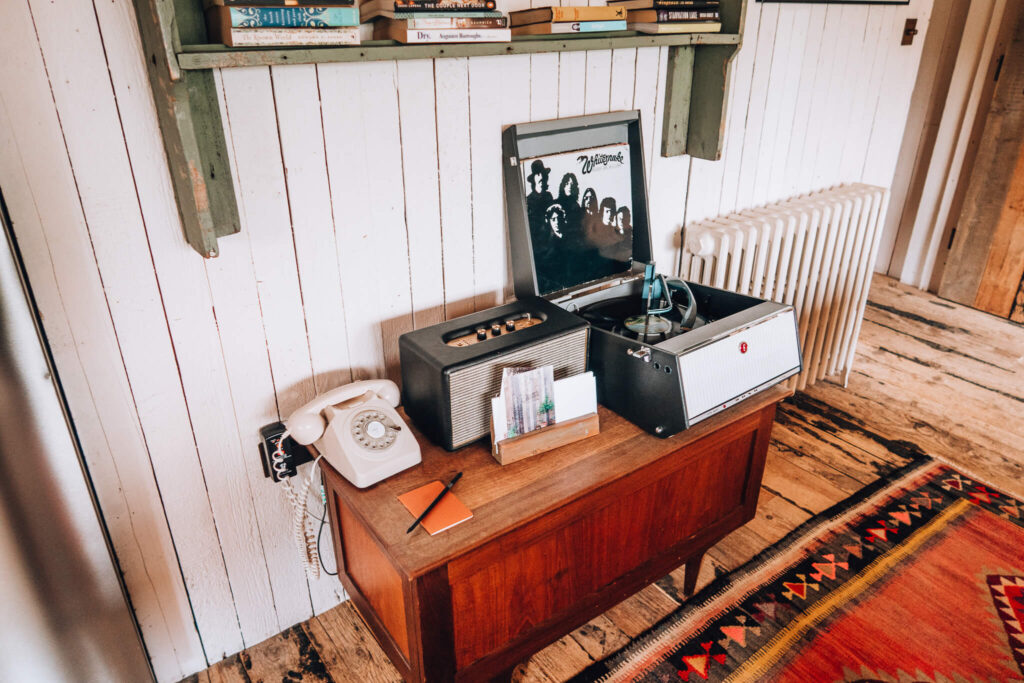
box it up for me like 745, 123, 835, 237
570, 458, 1024, 683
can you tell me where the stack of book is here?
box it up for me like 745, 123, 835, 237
365, 0, 510, 44
508, 6, 626, 36
206, 0, 361, 47
607, 0, 720, 34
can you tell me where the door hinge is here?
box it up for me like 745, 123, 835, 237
902, 18, 918, 46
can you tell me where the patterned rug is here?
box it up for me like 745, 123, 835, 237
570, 458, 1024, 682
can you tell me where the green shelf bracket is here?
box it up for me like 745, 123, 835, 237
131, 0, 744, 256
134, 0, 240, 258
662, 45, 695, 157
662, 43, 740, 159
662, 0, 744, 159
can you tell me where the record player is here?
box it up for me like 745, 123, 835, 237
502, 111, 802, 437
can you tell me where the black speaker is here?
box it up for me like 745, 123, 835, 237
399, 297, 588, 450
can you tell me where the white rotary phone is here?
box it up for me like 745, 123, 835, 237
277, 379, 420, 578
285, 379, 421, 489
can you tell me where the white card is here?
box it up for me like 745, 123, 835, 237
491, 395, 507, 442
553, 371, 597, 423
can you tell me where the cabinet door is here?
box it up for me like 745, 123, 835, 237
447, 415, 764, 670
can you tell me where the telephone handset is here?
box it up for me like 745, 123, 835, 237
285, 379, 421, 489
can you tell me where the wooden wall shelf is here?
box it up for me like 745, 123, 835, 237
176, 32, 740, 69
132, 0, 745, 257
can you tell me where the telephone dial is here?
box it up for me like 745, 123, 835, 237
285, 379, 422, 489
274, 379, 421, 578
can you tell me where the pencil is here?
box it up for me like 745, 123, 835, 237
406, 471, 463, 534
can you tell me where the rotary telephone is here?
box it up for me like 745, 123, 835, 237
285, 379, 421, 488
275, 379, 421, 577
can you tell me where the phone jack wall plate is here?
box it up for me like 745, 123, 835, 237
259, 421, 314, 482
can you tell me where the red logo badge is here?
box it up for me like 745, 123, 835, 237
740, 341, 748, 354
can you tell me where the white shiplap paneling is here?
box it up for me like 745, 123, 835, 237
0, 2, 206, 679
0, 0, 933, 678
434, 58, 478, 319
25, 0, 251, 656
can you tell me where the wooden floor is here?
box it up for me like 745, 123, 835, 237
190, 275, 1024, 683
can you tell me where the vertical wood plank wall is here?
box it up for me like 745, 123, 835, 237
0, 0, 931, 679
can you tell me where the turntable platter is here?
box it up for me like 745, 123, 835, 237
579, 289, 708, 343
624, 315, 672, 336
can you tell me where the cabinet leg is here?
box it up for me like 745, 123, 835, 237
488, 662, 523, 682
683, 550, 706, 597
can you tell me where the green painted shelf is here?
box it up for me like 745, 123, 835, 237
177, 31, 741, 69
133, 0, 746, 257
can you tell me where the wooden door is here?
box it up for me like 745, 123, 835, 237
939, 11, 1024, 322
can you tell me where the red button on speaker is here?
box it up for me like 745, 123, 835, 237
740, 341, 748, 354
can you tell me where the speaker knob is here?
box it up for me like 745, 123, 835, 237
476, 328, 487, 341
505, 319, 516, 331
491, 323, 502, 336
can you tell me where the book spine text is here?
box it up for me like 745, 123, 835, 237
405, 16, 507, 28
553, 20, 627, 32
228, 7, 360, 26
548, 6, 626, 20
394, 0, 497, 9
228, 27, 361, 44
407, 27, 510, 41
655, 9, 720, 20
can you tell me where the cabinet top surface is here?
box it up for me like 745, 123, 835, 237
326, 385, 788, 577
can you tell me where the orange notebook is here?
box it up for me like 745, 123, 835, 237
398, 481, 473, 535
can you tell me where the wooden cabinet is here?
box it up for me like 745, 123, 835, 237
321, 386, 787, 682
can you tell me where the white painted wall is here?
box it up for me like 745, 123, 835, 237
0, 0, 931, 679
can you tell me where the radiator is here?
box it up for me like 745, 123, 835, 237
681, 183, 889, 390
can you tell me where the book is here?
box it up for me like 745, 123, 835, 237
508, 6, 625, 27
364, 8, 502, 19
208, 6, 359, 27
397, 481, 473, 535
627, 20, 720, 33
510, 20, 628, 35
204, 0, 353, 6
390, 10, 503, 18
608, 0, 719, 9
626, 9, 719, 22
394, 16, 508, 29
360, 0, 497, 21
208, 23, 361, 45
392, 0, 496, 7
374, 20, 511, 42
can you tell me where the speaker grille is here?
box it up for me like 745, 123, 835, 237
447, 328, 589, 448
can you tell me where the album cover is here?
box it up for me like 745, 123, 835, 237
500, 366, 555, 439
521, 143, 634, 294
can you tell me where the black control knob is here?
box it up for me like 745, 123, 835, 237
491, 323, 502, 336
476, 328, 487, 341
505, 319, 516, 332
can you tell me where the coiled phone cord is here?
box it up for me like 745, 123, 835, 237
272, 432, 323, 579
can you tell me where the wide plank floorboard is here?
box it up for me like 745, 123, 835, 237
186, 275, 1024, 683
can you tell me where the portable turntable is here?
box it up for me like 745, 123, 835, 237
502, 111, 802, 437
